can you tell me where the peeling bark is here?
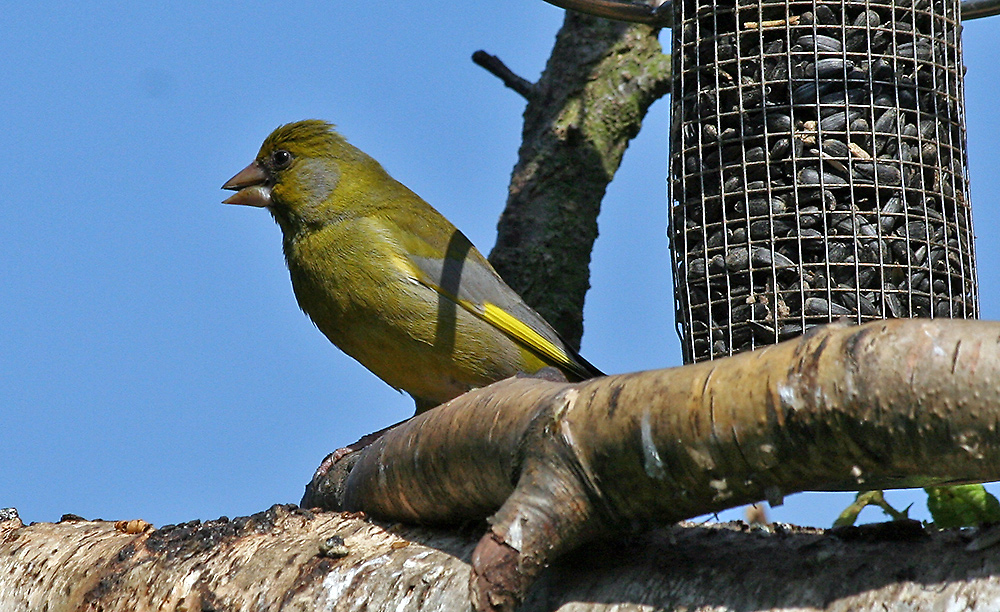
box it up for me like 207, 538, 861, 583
0, 505, 477, 611
6, 507, 1000, 611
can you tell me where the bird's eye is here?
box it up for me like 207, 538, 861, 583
271, 149, 293, 169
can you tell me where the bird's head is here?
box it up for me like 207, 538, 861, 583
223, 120, 366, 233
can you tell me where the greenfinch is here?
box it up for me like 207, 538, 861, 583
223, 120, 602, 412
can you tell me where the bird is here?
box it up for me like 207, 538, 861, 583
222, 120, 602, 413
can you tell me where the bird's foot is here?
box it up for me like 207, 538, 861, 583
300, 420, 406, 510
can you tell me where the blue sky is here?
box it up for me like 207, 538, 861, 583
3, 2, 1000, 529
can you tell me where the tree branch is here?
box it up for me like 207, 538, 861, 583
541, 0, 673, 26
325, 318, 1000, 610
7, 505, 1000, 611
472, 51, 537, 100
487, 12, 671, 348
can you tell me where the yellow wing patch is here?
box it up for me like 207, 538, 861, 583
407, 272, 577, 372
479, 302, 577, 370
393, 246, 583, 376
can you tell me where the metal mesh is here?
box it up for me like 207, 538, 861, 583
669, 0, 978, 363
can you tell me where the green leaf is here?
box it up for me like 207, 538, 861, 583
925, 484, 1000, 528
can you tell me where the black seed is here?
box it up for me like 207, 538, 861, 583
805, 297, 852, 316
795, 34, 843, 53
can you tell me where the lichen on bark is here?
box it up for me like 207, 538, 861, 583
487, 11, 671, 348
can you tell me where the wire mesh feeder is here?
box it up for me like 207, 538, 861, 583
668, 0, 978, 363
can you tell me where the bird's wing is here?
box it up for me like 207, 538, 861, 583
398, 227, 602, 380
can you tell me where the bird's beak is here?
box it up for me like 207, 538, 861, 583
222, 162, 271, 208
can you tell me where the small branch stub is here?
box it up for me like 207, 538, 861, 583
472, 51, 536, 99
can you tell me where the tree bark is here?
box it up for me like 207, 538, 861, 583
485, 11, 671, 348
317, 318, 1000, 609
6, 505, 1000, 611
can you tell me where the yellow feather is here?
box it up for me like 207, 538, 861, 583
479, 303, 577, 370
409, 263, 578, 374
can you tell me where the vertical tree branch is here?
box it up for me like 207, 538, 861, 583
486, 11, 671, 348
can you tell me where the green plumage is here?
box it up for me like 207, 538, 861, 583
223, 120, 601, 412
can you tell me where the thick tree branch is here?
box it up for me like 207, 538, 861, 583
486, 12, 671, 348
325, 318, 1000, 609
6, 505, 1000, 611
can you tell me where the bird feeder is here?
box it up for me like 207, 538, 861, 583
668, 0, 978, 363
